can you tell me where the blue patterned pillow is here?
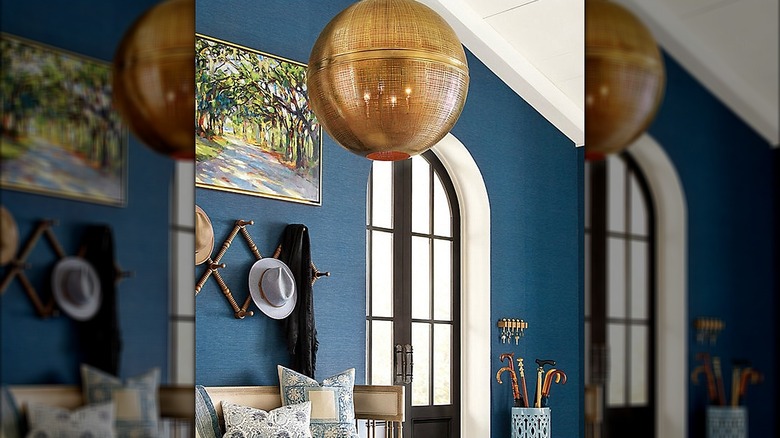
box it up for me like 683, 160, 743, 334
222, 401, 311, 438
277, 366, 358, 438
1, 386, 21, 438
25, 401, 115, 438
194, 385, 221, 438
81, 364, 159, 438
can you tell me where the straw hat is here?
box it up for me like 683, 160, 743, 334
51, 257, 102, 321
248, 258, 297, 319
195, 205, 214, 265
0, 206, 19, 266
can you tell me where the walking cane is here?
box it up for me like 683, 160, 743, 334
736, 369, 763, 406
534, 359, 556, 408
541, 369, 568, 408
517, 357, 529, 408
694, 352, 718, 404
712, 357, 727, 406
496, 353, 523, 407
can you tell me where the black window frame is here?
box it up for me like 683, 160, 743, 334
585, 152, 657, 436
366, 151, 461, 437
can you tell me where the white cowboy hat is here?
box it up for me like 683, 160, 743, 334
51, 257, 102, 321
248, 258, 297, 319
195, 205, 214, 265
0, 205, 19, 266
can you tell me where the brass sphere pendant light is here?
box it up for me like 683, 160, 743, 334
112, 0, 195, 159
585, 0, 665, 158
307, 0, 469, 161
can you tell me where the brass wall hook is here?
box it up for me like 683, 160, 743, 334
497, 318, 529, 345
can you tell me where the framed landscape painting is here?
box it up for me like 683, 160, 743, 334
0, 33, 127, 206
195, 34, 322, 206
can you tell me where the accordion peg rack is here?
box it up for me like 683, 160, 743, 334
196, 219, 331, 319
1, 219, 132, 319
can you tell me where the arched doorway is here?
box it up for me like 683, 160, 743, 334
366, 151, 462, 437
585, 133, 687, 438
364, 134, 492, 436
585, 151, 657, 437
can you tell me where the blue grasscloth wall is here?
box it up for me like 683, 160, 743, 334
0, 1, 175, 383
452, 58, 584, 438
194, 1, 583, 438
647, 53, 777, 438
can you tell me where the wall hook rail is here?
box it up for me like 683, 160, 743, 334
196, 220, 332, 319
497, 318, 529, 345
1, 220, 131, 318
1, 220, 62, 318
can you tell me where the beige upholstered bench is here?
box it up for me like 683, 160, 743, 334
7, 385, 194, 436
7, 384, 405, 437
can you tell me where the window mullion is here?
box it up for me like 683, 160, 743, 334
366, 171, 373, 384
395, 160, 413, 345
428, 164, 435, 407
624, 163, 632, 406
589, 159, 608, 393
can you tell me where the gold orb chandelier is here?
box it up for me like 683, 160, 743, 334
585, 0, 665, 158
112, 0, 195, 159
307, 0, 469, 161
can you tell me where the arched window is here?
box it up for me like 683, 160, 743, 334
366, 151, 461, 437
585, 152, 656, 437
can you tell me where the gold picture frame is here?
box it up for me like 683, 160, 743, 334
195, 34, 322, 206
0, 33, 128, 206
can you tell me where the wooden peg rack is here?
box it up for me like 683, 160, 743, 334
195, 219, 330, 319
0, 220, 131, 319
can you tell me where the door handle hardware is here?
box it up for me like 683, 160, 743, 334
394, 344, 403, 385
393, 343, 414, 384
403, 344, 413, 384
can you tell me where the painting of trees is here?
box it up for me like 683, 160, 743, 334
195, 35, 322, 205
0, 33, 126, 205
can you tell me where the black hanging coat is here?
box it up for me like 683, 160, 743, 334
77, 225, 122, 375
277, 224, 318, 378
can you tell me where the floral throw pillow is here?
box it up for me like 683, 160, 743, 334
24, 401, 115, 438
277, 366, 358, 438
221, 401, 311, 438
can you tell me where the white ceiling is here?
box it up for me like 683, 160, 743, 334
616, 0, 779, 147
420, 0, 779, 147
418, 0, 585, 146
